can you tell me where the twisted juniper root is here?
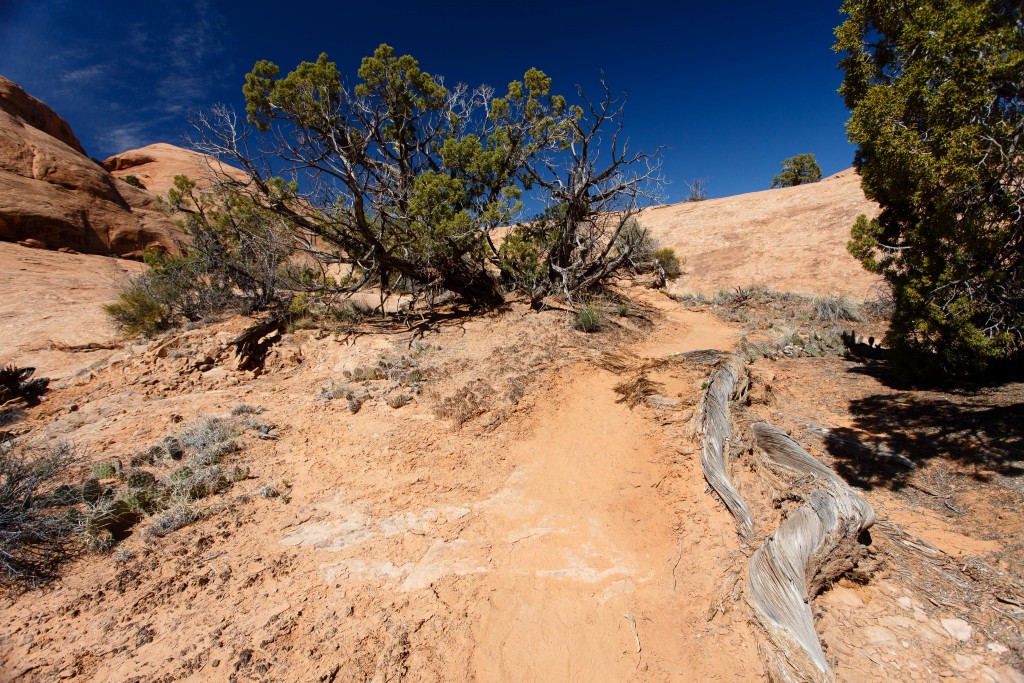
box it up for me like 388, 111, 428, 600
748, 422, 875, 682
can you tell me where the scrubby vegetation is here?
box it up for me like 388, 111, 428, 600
145, 45, 664, 318
675, 285, 882, 361
122, 174, 146, 189
573, 304, 604, 333
0, 441, 82, 586
320, 349, 428, 413
0, 412, 266, 589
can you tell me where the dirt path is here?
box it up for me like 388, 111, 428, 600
274, 299, 761, 680
1, 294, 764, 682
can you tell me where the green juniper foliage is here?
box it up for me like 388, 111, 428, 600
836, 0, 1023, 374
189, 44, 661, 306
770, 154, 822, 188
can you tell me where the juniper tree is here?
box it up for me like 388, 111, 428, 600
836, 0, 1023, 373
189, 45, 662, 307
769, 154, 822, 188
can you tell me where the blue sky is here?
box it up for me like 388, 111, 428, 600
0, 0, 856, 203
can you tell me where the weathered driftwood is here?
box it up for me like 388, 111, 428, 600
748, 422, 875, 683
696, 353, 754, 538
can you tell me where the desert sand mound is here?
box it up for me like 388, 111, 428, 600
0, 77, 180, 257
643, 169, 881, 298
103, 142, 248, 198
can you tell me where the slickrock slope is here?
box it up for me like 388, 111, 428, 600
0, 76, 85, 154
0, 241, 143, 377
103, 142, 248, 198
643, 169, 882, 299
0, 76, 179, 257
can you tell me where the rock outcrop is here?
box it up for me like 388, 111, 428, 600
0, 76, 85, 155
0, 75, 180, 257
103, 142, 247, 198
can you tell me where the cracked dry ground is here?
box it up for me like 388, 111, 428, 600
2, 285, 1022, 682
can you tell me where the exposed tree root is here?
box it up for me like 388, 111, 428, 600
695, 353, 754, 538
747, 422, 875, 683
691, 355, 877, 682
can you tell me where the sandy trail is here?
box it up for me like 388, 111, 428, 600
276, 298, 760, 680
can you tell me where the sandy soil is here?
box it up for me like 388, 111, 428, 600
1, 230, 1022, 681
0, 273, 770, 681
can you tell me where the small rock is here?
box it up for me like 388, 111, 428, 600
987, 642, 1009, 654
202, 368, 229, 383
71, 371, 93, 387
940, 617, 973, 642
56, 247, 79, 254
17, 238, 47, 250
863, 625, 897, 644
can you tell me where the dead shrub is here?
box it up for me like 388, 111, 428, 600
0, 441, 84, 586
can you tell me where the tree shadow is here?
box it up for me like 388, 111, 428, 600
823, 389, 1024, 491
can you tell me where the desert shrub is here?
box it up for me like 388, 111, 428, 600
148, 501, 201, 538
0, 366, 49, 406
655, 247, 682, 280
76, 498, 141, 552
0, 442, 83, 585
257, 483, 279, 498
573, 304, 604, 333
230, 404, 264, 416
104, 279, 170, 336
169, 465, 229, 499
123, 175, 146, 190
179, 417, 238, 463
813, 295, 862, 323
685, 178, 709, 202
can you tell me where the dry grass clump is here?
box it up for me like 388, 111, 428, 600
179, 417, 239, 464
147, 502, 202, 538
613, 373, 665, 408
0, 412, 266, 587
0, 441, 83, 586
813, 294, 862, 323
573, 304, 605, 332
434, 380, 496, 428
675, 285, 883, 361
